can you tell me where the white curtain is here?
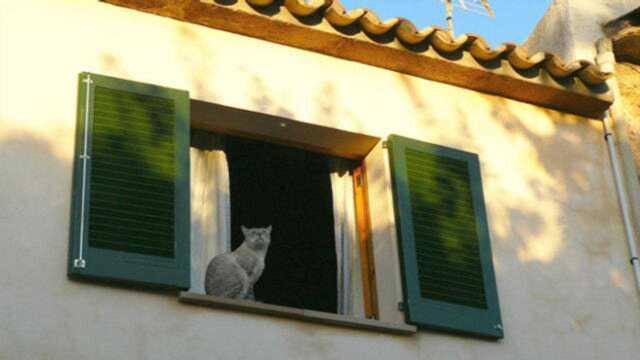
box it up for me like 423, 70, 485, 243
189, 146, 231, 294
331, 172, 364, 317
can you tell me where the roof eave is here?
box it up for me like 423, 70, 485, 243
102, 0, 613, 119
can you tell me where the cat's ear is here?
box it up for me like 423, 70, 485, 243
266, 225, 272, 234
241, 225, 249, 237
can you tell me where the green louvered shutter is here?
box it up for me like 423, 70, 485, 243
388, 135, 503, 339
68, 72, 190, 289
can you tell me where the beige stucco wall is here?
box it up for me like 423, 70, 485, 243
1, 1, 640, 359
616, 62, 640, 176
525, 0, 638, 63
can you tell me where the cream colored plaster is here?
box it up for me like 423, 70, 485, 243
616, 62, 640, 174
1, 1, 640, 359
525, 0, 638, 63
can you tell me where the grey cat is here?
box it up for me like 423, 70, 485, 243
205, 225, 272, 300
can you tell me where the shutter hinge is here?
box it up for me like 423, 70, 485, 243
75, 73, 93, 270
73, 258, 86, 268
397, 301, 405, 311
382, 141, 389, 149
494, 324, 503, 330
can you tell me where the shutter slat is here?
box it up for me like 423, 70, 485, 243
89, 227, 174, 247
91, 189, 175, 208
415, 250, 482, 267
415, 258, 485, 281
419, 288, 487, 308
93, 119, 175, 139
91, 174, 175, 196
90, 205, 174, 223
418, 273, 486, 293
91, 197, 174, 218
91, 164, 175, 185
91, 144, 175, 162
89, 239, 174, 258
91, 181, 175, 201
92, 156, 176, 174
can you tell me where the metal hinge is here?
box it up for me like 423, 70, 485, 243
397, 301, 405, 311
74, 73, 94, 270
73, 258, 86, 269
382, 141, 389, 149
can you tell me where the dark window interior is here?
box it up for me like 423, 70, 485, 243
223, 135, 344, 313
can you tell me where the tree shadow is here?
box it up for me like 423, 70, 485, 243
174, 24, 219, 101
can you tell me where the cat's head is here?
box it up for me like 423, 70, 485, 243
241, 225, 272, 250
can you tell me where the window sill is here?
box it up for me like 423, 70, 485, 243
179, 292, 417, 335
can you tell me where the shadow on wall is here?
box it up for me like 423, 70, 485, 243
174, 25, 218, 101
0, 129, 71, 286
100, 24, 219, 101
224, 63, 619, 273
159, 17, 635, 320
313, 82, 369, 134
100, 53, 130, 79
395, 73, 615, 265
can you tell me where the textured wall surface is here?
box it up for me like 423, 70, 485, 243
1, 1, 640, 359
616, 62, 640, 176
525, 0, 638, 63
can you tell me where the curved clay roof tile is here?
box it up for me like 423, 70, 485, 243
578, 64, 613, 86
543, 53, 584, 78
396, 20, 435, 45
284, 0, 332, 17
360, 11, 401, 35
211, 0, 612, 86
504, 44, 546, 70
431, 29, 469, 53
467, 34, 507, 61
325, 1, 366, 27
246, 0, 274, 6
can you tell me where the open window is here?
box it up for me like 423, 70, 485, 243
68, 73, 502, 337
188, 99, 380, 319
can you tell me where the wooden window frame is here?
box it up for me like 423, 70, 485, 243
190, 100, 384, 322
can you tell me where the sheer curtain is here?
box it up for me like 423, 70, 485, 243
331, 172, 365, 318
189, 143, 231, 294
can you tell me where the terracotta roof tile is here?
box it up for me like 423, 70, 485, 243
101, 0, 613, 117
238, 0, 611, 86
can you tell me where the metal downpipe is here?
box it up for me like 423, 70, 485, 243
597, 37, 640, 296
603, 114, 640, 294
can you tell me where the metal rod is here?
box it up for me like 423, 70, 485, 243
603, 113, 640, 294
74, 74, 92, 269
446, 0, 454, 37
596, 37, 640, 296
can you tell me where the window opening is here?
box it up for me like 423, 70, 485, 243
190, 130, 363, 316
